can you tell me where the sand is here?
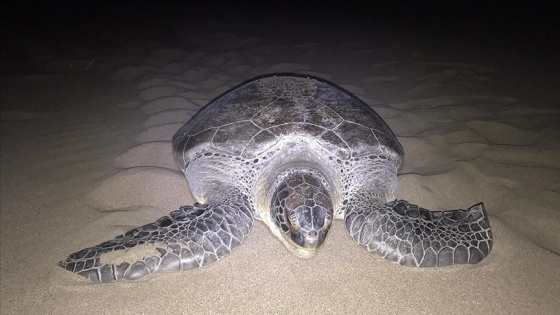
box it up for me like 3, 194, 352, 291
1, 2, 559, 314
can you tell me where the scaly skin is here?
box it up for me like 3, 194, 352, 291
345, 199, 492, 267
59, 192, 253, 282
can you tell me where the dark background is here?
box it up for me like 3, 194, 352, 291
2, 0, 558, 106
2, 1, 557, 48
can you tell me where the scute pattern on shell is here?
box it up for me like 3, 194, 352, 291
172, 74, 403, 167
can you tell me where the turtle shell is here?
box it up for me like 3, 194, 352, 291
172, 73, 403, 170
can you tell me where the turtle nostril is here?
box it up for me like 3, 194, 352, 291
307, 230, 318, 238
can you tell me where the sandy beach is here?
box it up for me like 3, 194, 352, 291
1, 1, 559, 314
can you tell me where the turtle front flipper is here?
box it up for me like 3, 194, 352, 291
59, 196, 254, 282
344, 200, 492, 267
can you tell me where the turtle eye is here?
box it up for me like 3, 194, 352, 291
287, 212, 300, 231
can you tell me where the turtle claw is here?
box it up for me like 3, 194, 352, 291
345, 200, 493, 267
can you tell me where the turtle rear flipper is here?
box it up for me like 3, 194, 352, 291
59, 197, 253, 282
345, 200, 492, 267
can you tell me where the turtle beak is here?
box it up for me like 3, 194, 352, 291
290, 222, 330, 249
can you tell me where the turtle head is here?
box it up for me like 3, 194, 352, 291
271, 171, 333, 257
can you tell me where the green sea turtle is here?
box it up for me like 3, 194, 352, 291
59, 73, 493, 282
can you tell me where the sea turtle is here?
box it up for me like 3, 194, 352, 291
59, 73, 493, 282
